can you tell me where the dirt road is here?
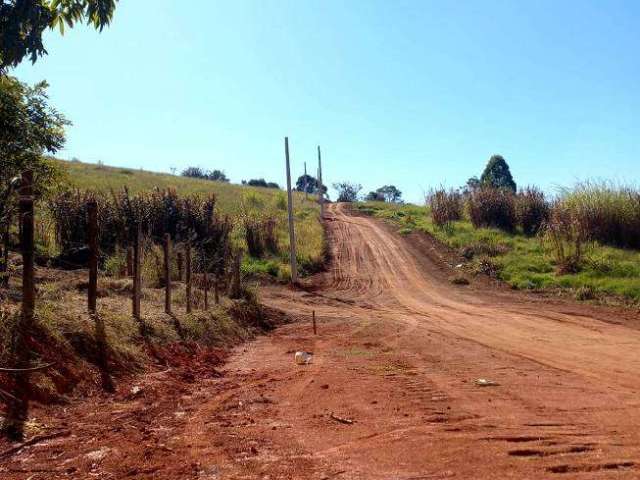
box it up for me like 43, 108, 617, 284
3, 202, 640, 479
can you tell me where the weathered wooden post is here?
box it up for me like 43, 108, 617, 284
2, 171, 35, 440
177, 250, 184, 281
185, 240, 192, 313
229, 251, 242, 299
21, 170, 35, 325
132, 225, 142, 321
126, 246, 133, 277
203, 270, 209, 310
284, 137, 298, 284
304, 161, 308, 201
317, 146, 324, 219
87, 199, 98, 314
0, 211, 11, 288
163, 233, 172, 314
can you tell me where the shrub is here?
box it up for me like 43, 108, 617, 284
244, 219, 264, 258
541, 203, 587, 274
575, 285, 596, 301
428, 188, 463, 228
559, 181, 640, 249
516, 186, 549, 236
468, 188, 516, 232
450, 274, 470, 285
243, 217, 279, 258
475, 257, 502, 278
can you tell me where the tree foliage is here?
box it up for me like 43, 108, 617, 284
333, 182, 362, 203
364, 191, 384, 202
480, 155, 516, 192
375, 185, 402, 203
0, 0, 118, 70
295, 174, 326, 194
181, 167, 229, 183
1, 76, 68, 224
243, 178, 280, 189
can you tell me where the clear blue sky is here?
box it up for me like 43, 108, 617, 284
13, 0, 640, 203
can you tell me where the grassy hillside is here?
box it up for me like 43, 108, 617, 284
55, 159, 324, 278
357, 201, 640, 304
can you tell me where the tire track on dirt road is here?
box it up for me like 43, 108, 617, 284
211, 202, 640, 479
6, 202, 639, 479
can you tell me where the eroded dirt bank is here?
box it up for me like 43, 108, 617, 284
2, 203, 640, 479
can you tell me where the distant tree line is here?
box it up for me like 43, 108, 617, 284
242, 178, 280, 189
181, 167, 229, 183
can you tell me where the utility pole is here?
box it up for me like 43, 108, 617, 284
284, 137, 298, 284
317, 146, 324, 218
304, 161, 308, 200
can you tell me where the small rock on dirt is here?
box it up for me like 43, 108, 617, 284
475, 378, 500, 387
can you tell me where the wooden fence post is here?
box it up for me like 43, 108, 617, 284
2, 171, 35, 440
185, 240, 192, 313
132, 225, 142, 321
177, 250, 184, 281
304, 161, 308, 201
229, 251, 242, 299
87, 200, 98, 314
126, 246, 133, 277
163, 233, 172, 314
317, 146, 324, 219
20, 170, 35, 325
0, 212, 10, 288
203, 269, 209, 310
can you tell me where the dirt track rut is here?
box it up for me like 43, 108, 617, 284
231, 203, 640, 478
3, 202, 640, 479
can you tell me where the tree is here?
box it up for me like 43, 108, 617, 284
295, 174, 326, 194
181, 166, 206, 179
480, 155, 516, 192
333, 182, 362, 203
465, 176, 481, 194
207, 169, 229, 183
1, 0, 118, 71
364, 191, 384, 202
376, 185, 402, 203
0, 76, 68, 201
1, 76, 68, 438
181, 167, 229, 183
245, 178, 280, 189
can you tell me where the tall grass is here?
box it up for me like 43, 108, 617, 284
467, 188, 516, 232
541, 203, 587, 274
516, 186, 550, 236
427, 188, 463, 228
559, 181, 640, 249
51, 159, 325, 277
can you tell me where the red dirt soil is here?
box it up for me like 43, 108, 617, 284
2, 202, 640, 479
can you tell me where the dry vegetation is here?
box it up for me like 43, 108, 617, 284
0, 159, 325, 429
358, 181, 640, 304
50, 159, 325, 278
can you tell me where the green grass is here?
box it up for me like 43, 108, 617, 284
53, 159, 325, 277
356, 201, 640, 304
